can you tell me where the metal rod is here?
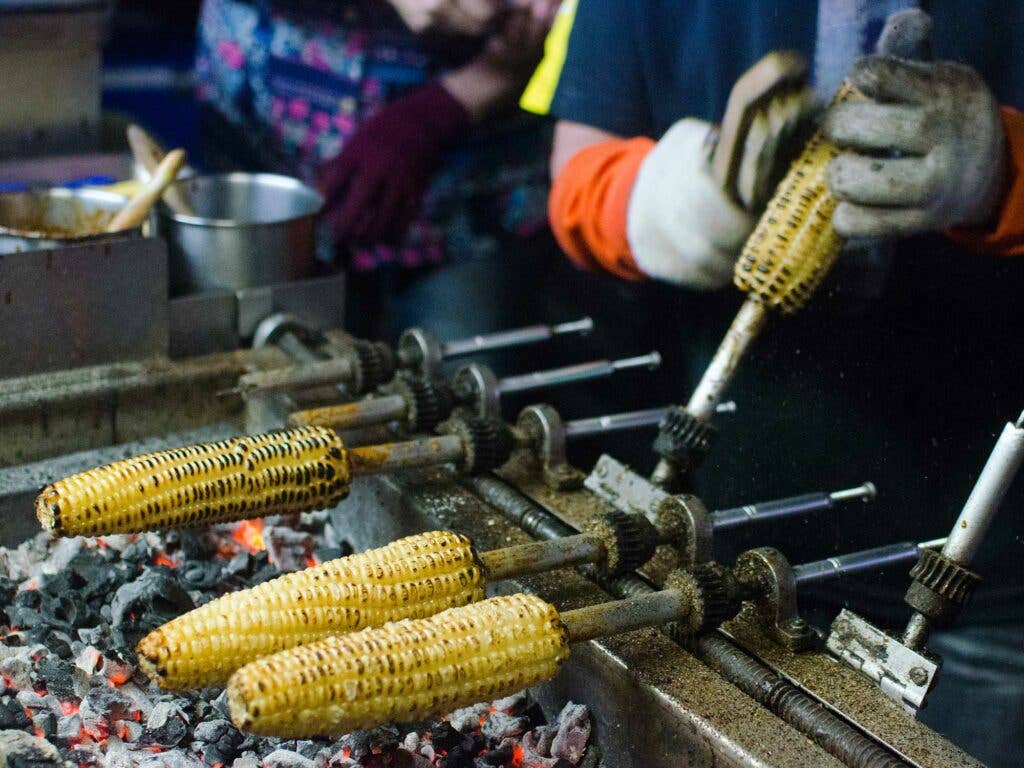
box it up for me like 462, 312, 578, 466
563, 407, 670, 440
793, 542, 929, 586
561, 589, 688, 644
440, 317, 593, 359
497, 352, 661, 396
226, 357, 354, 399
687, 297, 768, 421
941, 413, 1024, 564
288, 394, 407, 430
478, 534, 605, 581
711, 483, 876, 531
347, 435, 464, 476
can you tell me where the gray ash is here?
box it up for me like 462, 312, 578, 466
0, 516, 591, 768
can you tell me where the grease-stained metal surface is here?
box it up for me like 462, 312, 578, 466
0, 347, 286, 467
478, 534, 606, 581
724, 610, 984, 768
334, 470, 847, 768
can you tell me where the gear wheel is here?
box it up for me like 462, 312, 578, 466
349, 340, 397, 395
439, 416, 514, 475
384, 374, 455, 433
664, 563, 739, 637
652, 407, 717, 467
904, 548, 981, 626
587, 511, 659, 577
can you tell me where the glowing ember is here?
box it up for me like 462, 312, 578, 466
232, 519, 265, 553
60, 700, 79, 716
18, 577, 38, 592
512, 744, 525, 768
153, 552, 178, 568
306, 555, 320, 568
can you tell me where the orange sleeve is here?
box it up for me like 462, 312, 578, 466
548, 137, 655, 280
946, 107, 1024, 256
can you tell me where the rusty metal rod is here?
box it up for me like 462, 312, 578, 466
223, 357, 355, 399
289, 394, 408, 431
346, 435, 465, 476
560, 588, 689, 643
477, 534, 606, 581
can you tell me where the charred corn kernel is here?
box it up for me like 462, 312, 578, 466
734, 83, 857, 314
36, 427, 350, 537
227, 594, 570, 738
137, 530, 484, 690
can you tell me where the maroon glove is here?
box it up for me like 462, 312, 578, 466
320, 81, 472, 246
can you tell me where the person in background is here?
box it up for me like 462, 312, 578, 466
195, 0, 558, 339
522, 2, 1024, 765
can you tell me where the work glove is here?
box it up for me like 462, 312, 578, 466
823, 10, 1007, 238
626, 56, 812, 289
319, 81, 471, 247
389, 0, 500, 35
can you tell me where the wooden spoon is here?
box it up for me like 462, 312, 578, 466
126, 124, 196, 216
106, 149, 187, 233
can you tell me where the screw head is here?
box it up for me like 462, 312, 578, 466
909, 666, 929, 686
788, 617, 808, 632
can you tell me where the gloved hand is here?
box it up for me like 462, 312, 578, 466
823, 12, 1006, 238
319, 81, 471, 246
626, 65, 811, 288
389, 0, 500, 35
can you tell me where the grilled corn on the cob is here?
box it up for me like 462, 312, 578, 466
36, 427, 349, 537
733, 82, 857, 313
137, 530, 484, 690
227, 594, 570, 737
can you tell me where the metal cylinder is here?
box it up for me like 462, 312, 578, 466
713, 492, 831, 531
478, 534, 605, 581
461, 475, 575, 541
289, 394, 407, 431
793, 542, 923, 586
347, 434, 464, 476
497, 352, 661, 396
687, 298, 768, 421
441, 317, 594, 359
236, 356, 353, 397
942, 415, 1024, 564
563, 407, 669, 441
561, 589, 688, 644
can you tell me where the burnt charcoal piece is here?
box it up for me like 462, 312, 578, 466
109, 570, 195, 651
0, 697, 31, 729
142, 702, 188, 748
347, 725, 400, 761
0, 729, 62, 767
429, 721, 460, 754
475, 746, 512, 767
550, 703, 590, 765
441, 732, 486, 768
224, 552, 255, 579
194, 718, 244, 764
67, 549, 129, 602
34, 657, 74, 700
481, 712, 527, 741
24, 628, 71, 660
262, 749, 316, 767
179, 560, 224, 591
0, 577, 17, 606
30, 712, 56, 740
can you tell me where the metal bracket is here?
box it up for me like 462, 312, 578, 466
734, 547, 819, 652
251, 312, 320, 350
827, 608, 940, 712
397, 327, 443, 377
516, 405, 585, 491
585, 455, 711, 565
451, 363, 502, 420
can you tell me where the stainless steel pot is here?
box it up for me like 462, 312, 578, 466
155, 173, 323, 296
0, 187, 133, 254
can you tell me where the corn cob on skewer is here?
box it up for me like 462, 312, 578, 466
36, 427, 350, 537
36, 416, 509, 538
228, 583, 700, 737
137, 530, 484, 690
138, 513, 657, 690
228, 594, 571, 737
652, 83, 859, 486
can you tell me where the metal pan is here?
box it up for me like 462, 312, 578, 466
0, 187, 135, 254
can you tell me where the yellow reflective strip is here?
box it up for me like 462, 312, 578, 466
519, 0, 579, 115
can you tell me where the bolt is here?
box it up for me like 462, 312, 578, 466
908, 666, 929, 686
788, 617, 808, 633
